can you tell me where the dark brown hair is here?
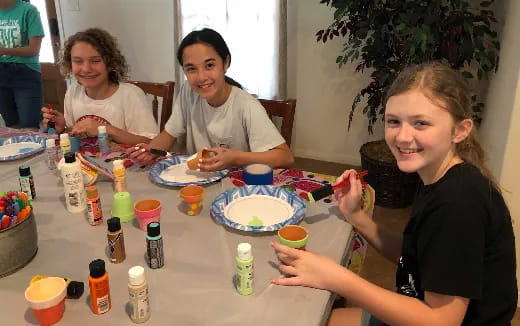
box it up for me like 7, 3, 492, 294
386, 62, 498, 190
59, 28, 128, 84
177, 28, 242, 89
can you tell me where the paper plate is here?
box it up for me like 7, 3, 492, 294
211, 185, 307, 232
0, 135, 46, 161
149, 155, 228, 187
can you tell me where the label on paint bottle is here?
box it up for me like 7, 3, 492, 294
129, 287, 150, 321
86, 197, 103, 225
147, 238, 164, 269
19, 177, 33, 200
97, 294, 110, 314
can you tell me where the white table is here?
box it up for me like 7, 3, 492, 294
0, 154, 355, 326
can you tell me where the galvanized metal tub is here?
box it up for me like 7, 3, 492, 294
0, 213, 38, 278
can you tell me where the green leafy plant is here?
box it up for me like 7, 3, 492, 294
316, 0, 500, 134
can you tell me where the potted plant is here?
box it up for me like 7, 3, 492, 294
316, 0, 500, 207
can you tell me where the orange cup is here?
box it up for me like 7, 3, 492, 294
277, 225, 309, 250
25, 277, 67, 326
179, 185, 204, 216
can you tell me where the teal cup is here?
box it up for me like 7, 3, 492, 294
70, 136, 80, 153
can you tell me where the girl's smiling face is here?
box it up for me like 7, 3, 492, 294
70, 41, 110, 90
182, 43, 230, 107
385, 89, 471, 184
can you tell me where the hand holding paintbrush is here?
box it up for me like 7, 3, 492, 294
41, 104, 66, 133
125, 144, 172, 166
308, 170, 368, 202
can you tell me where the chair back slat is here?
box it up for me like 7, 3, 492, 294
128, 80, 175, 131
258, 99, 296, 147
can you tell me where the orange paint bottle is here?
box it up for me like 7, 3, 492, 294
88, 259, 111, 314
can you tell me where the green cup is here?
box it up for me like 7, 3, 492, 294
277, 225, 309, 250
111, 191, 135, 222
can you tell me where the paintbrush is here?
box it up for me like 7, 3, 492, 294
308, 170, 368, 202
150, 148, 173, 158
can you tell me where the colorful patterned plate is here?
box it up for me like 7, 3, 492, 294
211, 185, 307, 232
0, 135, 47, 161
149, 155, 228, 187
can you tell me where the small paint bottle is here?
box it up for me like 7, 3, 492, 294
128, 266, 151, 323
60, 133, 71, 156
88, 259, 111, 314
19, 165, 36, 200
45, 138, 57, 171
61, 152, 87, 213
146, 222, 164, 269
107, 217, 126, 263
47, 121, 56, 135
236, 242, 254, 295
113, 159, 127, 193
86, 185, 103, 226
97, 125, 110, 154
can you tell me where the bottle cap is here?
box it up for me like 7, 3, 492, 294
45, 138, 56, 148
86, 185, 98, 199
67, 281, 85, 299
60, 133, 69, 141
98, 125, 107, 134
107, 217, 121, 232
113, 159, 124, 170
128, 266, 145, 286
147, 222, 160, 237
19, 165, 31, 177
64, 152, 76, 163
237, 243, 252, 260
89, 259, 106, 278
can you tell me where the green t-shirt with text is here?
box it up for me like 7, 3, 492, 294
0, 0, 44, 72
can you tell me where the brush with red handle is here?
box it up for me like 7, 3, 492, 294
308, 170, 368, 202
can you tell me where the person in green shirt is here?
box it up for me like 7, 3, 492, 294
0, 0, 44, 128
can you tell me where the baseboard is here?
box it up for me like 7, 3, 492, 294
293, 148, 361, 166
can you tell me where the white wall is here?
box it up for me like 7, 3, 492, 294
287, 1, 383, 165
480, 0, 520, 305
55, 0, 383, 166
56, 0, 176, 83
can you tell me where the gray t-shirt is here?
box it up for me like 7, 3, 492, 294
164, 81, 285, 154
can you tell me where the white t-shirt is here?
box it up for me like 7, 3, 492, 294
164, 81, 285, 154
64, 82, 159, 138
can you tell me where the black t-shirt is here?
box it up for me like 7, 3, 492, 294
396, 163, 517, 325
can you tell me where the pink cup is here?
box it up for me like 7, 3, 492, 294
25, 277, 67, 326
134, 199, 162, 231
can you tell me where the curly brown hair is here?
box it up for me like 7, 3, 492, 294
58, 27, 129, 84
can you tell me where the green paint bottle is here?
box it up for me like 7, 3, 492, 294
236, 243, 254, 295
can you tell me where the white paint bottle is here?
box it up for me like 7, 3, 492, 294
61, 152, 87, 213
128, 266, 150, 323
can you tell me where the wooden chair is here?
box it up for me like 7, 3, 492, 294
258, 99, 296, 147
128, 80, 175, 131
41, 63, 67, 113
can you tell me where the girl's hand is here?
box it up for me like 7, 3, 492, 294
271, 242, 344, 291
41, 106, 66, 132
199, 147, 237, 172
70, 118, 103, 137
127, 143, 157, 166
334, 169, 365, 227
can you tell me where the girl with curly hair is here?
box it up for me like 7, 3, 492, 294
41, 27, 158, 145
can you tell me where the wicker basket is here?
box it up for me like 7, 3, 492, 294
360, 140, 420, 208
